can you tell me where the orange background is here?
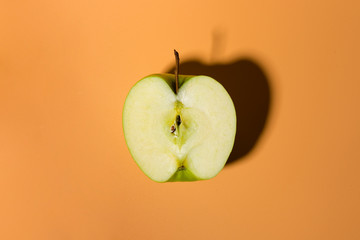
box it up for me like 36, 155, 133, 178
1, 1, 360, 239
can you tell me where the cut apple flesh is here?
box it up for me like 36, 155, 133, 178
123, 74, 236, 182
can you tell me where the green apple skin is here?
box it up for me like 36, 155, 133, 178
123, 74, 236, 182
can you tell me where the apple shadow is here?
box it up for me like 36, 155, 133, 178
165, 58, 271, 166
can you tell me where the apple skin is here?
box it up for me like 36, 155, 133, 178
123, 74, 236, 182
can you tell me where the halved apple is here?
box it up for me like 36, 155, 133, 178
123, 73, 236, 182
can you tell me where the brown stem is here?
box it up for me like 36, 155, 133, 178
174, 49, 179, 94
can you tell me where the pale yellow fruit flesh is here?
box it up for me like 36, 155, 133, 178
123, 74, 236, 182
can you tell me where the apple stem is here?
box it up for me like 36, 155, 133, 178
174, 49, 179, 94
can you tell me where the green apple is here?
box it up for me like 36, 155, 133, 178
123, 52, 236, 182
